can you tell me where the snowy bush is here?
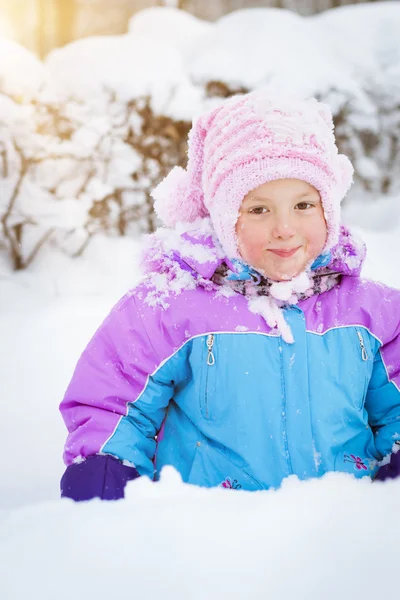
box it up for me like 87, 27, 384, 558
0, 29, 199, 269
0, 93, 65, 270
31, 92, 191, 256
0, 91, 96, 269
0, 38, 60, 270
312, 2, 400, 197
0, 92, 191, 269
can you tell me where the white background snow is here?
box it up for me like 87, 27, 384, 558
1, 4, 400, 599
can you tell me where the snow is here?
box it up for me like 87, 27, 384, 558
312, 1, 400, 76
186, 2, 400, 102
128, 6, 212, 56
0, 36, 46, 99
189, 8, 352, 98
1, 3, 400, 598
45, 33, 184, 105
0, 468, 399, 600
158, 218, 222, 264
43, 29, 206, 120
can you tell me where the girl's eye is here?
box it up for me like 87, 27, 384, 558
249, 207, 268, 215
296, 202, 314, 210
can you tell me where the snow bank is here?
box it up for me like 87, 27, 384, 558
45, 33, 185, 104
0, 234, 142, 508
0, 36, 45, 99
128, 6, 212, 55
35, 2, 400, 116
312, 1, 400, 77
186, 2, 400, 96
1, 469, 400, 600
188, 8, 354, 99
44, 31, 204, 121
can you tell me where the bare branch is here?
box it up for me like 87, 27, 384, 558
0, 142, 29, 269
24, 227, 56, 268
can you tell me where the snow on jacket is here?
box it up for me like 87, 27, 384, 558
60, 221, 400, 500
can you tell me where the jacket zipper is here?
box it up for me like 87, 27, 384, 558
206, 334, 215, 366
278, 341, 293, 475
205, 334, 215, 419
356, 330, 368, 361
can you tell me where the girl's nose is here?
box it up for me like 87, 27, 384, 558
271, 215, 296, 240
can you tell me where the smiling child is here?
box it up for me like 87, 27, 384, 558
60, 91, 400, 501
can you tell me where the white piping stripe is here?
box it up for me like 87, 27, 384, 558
306, 323, 383, 346
307, 325, 400, 390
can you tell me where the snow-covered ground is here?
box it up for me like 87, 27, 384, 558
2, 468, 400, 600
0, 235, 141, 507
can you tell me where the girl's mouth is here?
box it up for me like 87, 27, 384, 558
268, 247, 300, 258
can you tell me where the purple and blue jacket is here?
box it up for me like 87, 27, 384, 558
60, 224, 400, 500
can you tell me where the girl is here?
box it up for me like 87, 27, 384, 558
60, 91, 400, 501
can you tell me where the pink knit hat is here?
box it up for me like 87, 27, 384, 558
152, 91, 354, 258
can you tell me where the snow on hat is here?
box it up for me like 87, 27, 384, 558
152, 90, 353, 258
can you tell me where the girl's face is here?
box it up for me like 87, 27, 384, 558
236, 179, 327, 281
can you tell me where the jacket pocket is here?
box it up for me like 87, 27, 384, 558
187, 442, 263, 491
354, 328, 372, 411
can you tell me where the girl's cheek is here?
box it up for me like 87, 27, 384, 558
238, 230, 253, 257
242, 235, 263, 260
313, 215, 328, 244
238, 218, 267, 260
307, 227, 327, 259
237, 220, 252, 243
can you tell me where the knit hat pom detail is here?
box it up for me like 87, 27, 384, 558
152, 166, 207, 227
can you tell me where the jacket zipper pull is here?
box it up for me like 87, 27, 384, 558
357, 330, 368, 361
206, 334, 215, 366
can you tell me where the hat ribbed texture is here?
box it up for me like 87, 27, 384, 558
152, 91, 354, 258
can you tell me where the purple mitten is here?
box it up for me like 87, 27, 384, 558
376, 450, 400, 481
61, 454, 140, 501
